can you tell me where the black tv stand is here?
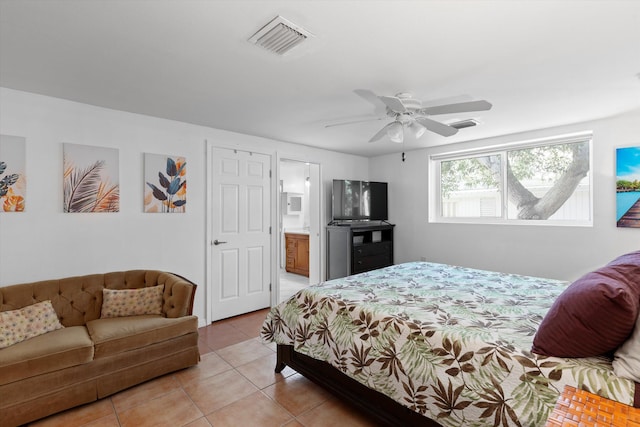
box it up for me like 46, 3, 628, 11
326, 223, 395, 280
328, 220, 391, 227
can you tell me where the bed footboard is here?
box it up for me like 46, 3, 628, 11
276, 344, 441, 427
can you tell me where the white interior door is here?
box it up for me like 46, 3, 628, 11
210, 147, 271, 321
308, 163, 321, 284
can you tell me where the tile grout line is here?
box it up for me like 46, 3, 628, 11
176, 372, 210, 427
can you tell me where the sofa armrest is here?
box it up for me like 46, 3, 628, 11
156, 272, 197, 318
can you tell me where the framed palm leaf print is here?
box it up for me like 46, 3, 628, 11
63, 143, 119, 213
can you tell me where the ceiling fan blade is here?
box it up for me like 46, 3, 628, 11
325, 117, 384, 128
419, 100, 492, 116
415, 117, 458, 137
368, 122, 394, 142
354, 89, 387, 114
379, 96, 407, 113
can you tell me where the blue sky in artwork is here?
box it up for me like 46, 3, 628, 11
617, 147, 640, 181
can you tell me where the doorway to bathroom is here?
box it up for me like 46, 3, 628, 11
278, 159, 321, 303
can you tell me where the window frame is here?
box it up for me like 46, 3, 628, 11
429, 132, 593, 227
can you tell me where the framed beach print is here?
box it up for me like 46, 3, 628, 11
616, 146, 640, 228
144, 153, 186, 213
0, 134, 26, 212
63, 143, 119, 213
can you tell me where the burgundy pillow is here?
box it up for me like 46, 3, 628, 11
532, 251, 640, 357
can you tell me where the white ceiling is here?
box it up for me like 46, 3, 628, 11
1, 0, 639, 157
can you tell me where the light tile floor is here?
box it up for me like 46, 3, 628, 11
27, 309, 379, 427
278, 269, 309, 303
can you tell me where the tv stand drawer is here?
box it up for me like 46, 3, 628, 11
353, 253, 393, 274
353, 241, 391, 257
352, 242, 393, 274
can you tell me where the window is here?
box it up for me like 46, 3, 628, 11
431, 133, 592, 225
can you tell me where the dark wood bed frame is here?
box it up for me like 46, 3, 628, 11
276, 344, 442, 427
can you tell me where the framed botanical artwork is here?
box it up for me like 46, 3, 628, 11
616, 146, 640, 228
144, 153, 186, 213
63, 143, 119, 213
0, 134, 26, 212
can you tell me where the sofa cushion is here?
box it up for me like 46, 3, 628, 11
0, 326, 93, 386
100, 284, 164, 318
0, 307, 28, 349
86, 314, 198, 358
22, 300, 65, 337
0, 300, 64, 349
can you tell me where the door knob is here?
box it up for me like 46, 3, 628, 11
213, 239, 228, 245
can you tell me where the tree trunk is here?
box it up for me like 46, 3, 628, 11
477, 143, 589, 219
516, 143, 589, 219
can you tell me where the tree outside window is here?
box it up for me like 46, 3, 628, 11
436, 135, 591, 224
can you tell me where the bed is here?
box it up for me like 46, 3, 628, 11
261, 261, 638, 427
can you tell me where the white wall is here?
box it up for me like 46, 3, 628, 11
0, 88, 369, 325
7, 85, 632, 318
280, 160, 307, 231
370, 109, 640, 282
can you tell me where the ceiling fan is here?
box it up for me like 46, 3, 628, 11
326, 90, 492, 143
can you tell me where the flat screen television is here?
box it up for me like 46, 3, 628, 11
332, 179, 388, 221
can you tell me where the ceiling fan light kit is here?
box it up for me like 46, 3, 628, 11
408, 121, 426, 138
329, 90, 492, 144
386, 121, 404, 143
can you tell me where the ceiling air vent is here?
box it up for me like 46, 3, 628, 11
249, 15, 313, 55
449, 119, 480, 130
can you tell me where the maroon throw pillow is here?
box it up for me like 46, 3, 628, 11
532, 251, 640, 358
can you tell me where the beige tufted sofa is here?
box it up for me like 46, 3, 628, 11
0, 270, 200, 427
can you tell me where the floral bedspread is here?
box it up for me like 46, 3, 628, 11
261, 262, 635, 427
